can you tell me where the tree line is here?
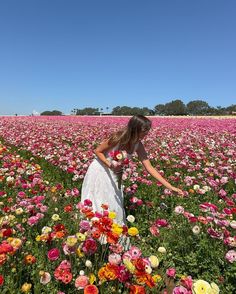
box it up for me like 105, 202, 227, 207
41, 100, 236, 116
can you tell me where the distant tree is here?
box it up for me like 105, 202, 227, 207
186, 100, 210, 115
111, 106, 153, 116
226, 104, 236, 114
165, 99, 187, 115
75, 108, 99, 115
41, 110, 62, 115
154, 104, 166, 115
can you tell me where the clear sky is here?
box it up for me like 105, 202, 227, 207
0, 0, 235, 115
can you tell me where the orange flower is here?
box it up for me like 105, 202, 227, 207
91, 229, 101, 239
107, 232, 119, 244
136, 272, 155, 288
24, 254, 36, 264
98, 264, 118, 282
129, 285, 146, 294
55, 231, 66, 239
84, 284, 99, 294
101, 204, 108, 210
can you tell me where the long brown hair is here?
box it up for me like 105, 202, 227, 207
108, 115, 152, 150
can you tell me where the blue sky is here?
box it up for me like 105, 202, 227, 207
0, 0, 235, 115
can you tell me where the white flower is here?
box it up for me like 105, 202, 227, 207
145, 265, 152, 274
85, 260, 92, 268
193, 184, 200, 190
230, 221, 236, 229
192, 225, 200, 235
210, 282, 220, 294
15, 208, 24, 215
6, 176, 14, 183
51, 214, 60, 221
42, 226, 52, 234
126, 215, 135, 223
157, 247, 166, 254
79, 270, 85, 276
174, 206, 185, 214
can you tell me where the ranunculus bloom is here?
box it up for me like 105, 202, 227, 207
75, 275, 89, 289
84, 284, 99, 294
166, 267, 176, 277
40, 272, 51, 285
47, 248, 60, 261
129, 285, 146, 294
108, 253, 121, 265
0, 275, 4, 286
82, 238, 97, 255
193, 279, 211, 294
225, 250, 236, 263
173, 286, 190, 294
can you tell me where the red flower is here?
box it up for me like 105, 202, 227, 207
47, 248, 60, 261
53, 224, 65, 232
129, 285, 146, 294
64, 204, 73, 212
0, 275, 4, 286
84, 285, 99, 294
2, 228, 13, 237
82, 238, 97, 255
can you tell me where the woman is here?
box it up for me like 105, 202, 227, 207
81, 115, 183, 225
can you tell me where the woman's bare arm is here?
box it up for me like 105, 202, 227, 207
94, 140, 115, 168
136, 142, 184, 195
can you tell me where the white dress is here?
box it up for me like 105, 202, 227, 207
81, 143, 139, 225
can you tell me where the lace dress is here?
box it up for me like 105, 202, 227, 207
81, 143, 139, 225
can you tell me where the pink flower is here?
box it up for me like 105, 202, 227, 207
166, 267, 176, 277
82, 238, 97, 255
174, 206, 185, 214
83, 199, 92, 206
225, 250, 236, 263
75, 275, 89, 289
79, 220, 91, 231
108, 253, 121, 265
173, 286, 190, 294
40, 272, 51, 285
155, 219, 169, 227
149, 225, 160, 236
47, 248, 60, 261
180, 276, 193, 289
129, 246, 142, 259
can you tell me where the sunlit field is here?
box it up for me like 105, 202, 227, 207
0, 116, 235, 293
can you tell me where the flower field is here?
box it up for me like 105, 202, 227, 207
0, 116, 235, 294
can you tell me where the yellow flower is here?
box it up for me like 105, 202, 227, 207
108, 211, 116, 219
8, 237, 22, 249
89, 273, 96, 284
123, 258, 135, 273
66, 236, 77, 247
15, 208, 24, 215
42, 226, 52, 234
50, 186, 57, 193
149, 255, 159, 268
111, 224, 123, 235
76, 232, 86, 241
21, 283, 32, 293
76, 248, 84, 257
51, 214, 60, 221
153, 274, 162, 283
193, 279, 212, 294
128, 227, 139, 236
210, 283, 220, 294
